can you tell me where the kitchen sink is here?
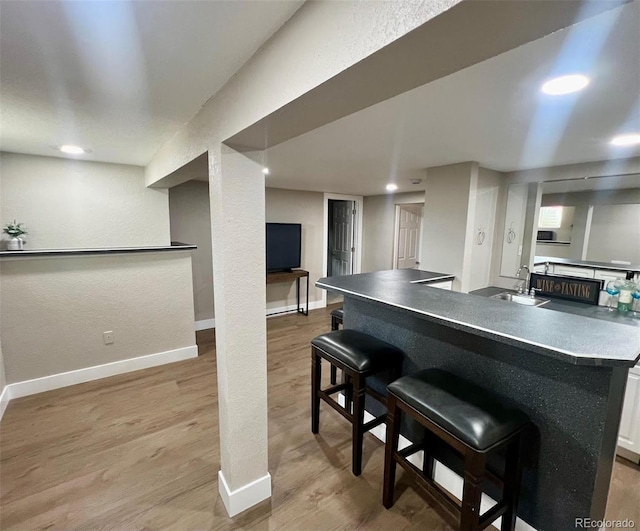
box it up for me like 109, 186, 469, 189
490, 292, 550, 307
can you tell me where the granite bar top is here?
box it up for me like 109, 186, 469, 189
317, 269, 640, 367
0, 242, 197, 259
534, 255, 640, 273
471, 286, 640, 329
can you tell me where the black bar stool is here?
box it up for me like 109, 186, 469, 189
329, 307, 344, 384
383, 369, 530, 531
311, 329, 403, 476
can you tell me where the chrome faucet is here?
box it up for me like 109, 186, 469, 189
515, 265, 531, 294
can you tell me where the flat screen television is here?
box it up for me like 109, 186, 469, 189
266, 223, 301, 272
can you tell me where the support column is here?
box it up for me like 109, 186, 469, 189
209, 145, 270, 517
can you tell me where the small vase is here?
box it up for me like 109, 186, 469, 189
6, 237, 23, 251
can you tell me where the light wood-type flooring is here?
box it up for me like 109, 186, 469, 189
1, 305, 639, 530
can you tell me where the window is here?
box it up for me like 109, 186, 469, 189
538, 206, 563, 229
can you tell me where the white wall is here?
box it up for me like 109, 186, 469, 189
0, 252, 195, 384
468, 168, 501, 291
0, 337, 6, 401
169, 181, 214, 322
167, 182, 326, 324
421, 163, 476, 292
586, 203, 640, 264
0, 152, 170, 249
265, 188, 324, 312
539, 188, 640, 262
362, 191, 425, 272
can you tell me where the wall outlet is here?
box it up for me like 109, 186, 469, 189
103, 331, 115, 345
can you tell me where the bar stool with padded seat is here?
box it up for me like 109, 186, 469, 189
383, 369, 530, 531
311, 329, 403, 476
329, 307, 344, 385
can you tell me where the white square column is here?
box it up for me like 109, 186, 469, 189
209, 146, 270, 517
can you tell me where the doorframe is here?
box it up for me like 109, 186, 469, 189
322, 193, 363, 308
392, 202, 424, 269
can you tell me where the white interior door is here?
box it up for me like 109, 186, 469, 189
329, 200, 354, 276
396, 204, 423, 269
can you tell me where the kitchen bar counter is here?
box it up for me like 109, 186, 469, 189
471, 286, 640, 328
317, 269, 637, 530
318, 269, 639, 366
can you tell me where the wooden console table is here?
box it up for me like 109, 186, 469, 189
266, 269, 309, 316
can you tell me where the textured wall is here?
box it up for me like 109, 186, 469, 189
145, 0, 460, 186
211, 147, 268, 493
362, 191, 426, 272
421, 163, 476, 291
265, 188, 324, 310
0, 337, 5, 397
167, 182, 326, 322
0, 152, 170, 249
468, 168, 502, 291
169, 181, 214, 321
0, 252, 195, 383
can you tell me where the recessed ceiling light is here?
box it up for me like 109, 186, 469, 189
610, 133, 640, 146
386, 183, 398, 192
541, 74, 590, 95
262, 167, 270, 175
59, 144, 88, 154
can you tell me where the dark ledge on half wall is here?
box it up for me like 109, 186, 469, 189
0, 242, 197, 259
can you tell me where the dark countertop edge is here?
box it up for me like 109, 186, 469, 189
534, 256, 640, 273
0, 243, 197, 258
409, 274, 455, 283
317, 280, 640, 368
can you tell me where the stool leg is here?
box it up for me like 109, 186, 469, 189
331, 316, 339, 330
330, 364, 337, 385
351, 373, 365, 476
501, 435, 525, 531
311, 349, 321, 434
344, 374, 353, 414
383, 394, 401, 509
460, 453, 486, 530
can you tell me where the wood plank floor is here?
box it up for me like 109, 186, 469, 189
1, 305, 638, 530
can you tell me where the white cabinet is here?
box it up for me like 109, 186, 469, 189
618, 365, 640, 462
594, 269, 629, 283
429, 280, 453, 290
552, 265, 595, 278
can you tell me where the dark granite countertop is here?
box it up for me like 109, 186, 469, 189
0, 242, 197, 259
317, 269, 640, 367
471, 286, 640, 329
535, 255, 640, 273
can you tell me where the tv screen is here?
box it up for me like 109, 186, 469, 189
266, 223, 301, 272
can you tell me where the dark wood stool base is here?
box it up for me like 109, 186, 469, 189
311, 344, 401, 476
383, 393, 527, 531
329, 310, 343, 385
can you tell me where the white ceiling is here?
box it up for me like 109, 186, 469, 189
0, 0, 303, 166
263, 2, 640, 196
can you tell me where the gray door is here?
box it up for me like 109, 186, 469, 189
328, 200, 355, 276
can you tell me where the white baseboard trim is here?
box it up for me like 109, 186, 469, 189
0, 385, 10, 421
195, 318, 216, 331
218, 470, 271, 518
6, 345, 198, 401
336, 394, 536, 531
266, 300, 325, 318
194, 301, 327, 331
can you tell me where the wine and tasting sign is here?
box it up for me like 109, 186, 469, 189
530, 273, 603, 305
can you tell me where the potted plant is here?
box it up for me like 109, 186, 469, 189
3, 220, 28, 250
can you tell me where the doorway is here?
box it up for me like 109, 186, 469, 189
393, 203, 423, 269
328, 199, 355, 277
322, 193, 363, 307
